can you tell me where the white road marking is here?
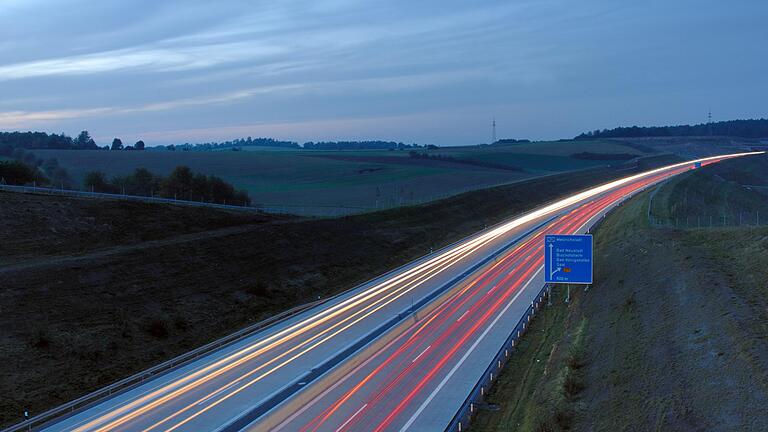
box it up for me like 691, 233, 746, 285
336, 403, 368, 432
455, 310, 469, 322
398, 268, 542, 432
412, 346, 431, 363
197, 380, 241, 406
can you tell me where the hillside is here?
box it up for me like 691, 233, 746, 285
27, 139, 649, 213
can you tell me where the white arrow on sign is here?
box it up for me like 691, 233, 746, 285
549, 243, 561, 279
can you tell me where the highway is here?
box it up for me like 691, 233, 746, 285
34, 152, 759, 432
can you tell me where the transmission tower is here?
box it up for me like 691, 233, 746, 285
492, 118, 496, 144
708, 109, 713, 136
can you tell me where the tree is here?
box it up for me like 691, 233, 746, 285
161, 166, 194, 199
111, 138, 123, 151
127, 168, 158, 196
74, 130, 97, 149
0, 161, 37, 185
135, 140, 145, 150
84, 171, 115, 193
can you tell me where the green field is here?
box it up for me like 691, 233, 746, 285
429, 140, 650, 173
34, 140, 651, 212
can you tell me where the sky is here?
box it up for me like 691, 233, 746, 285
0, 0, 766, 146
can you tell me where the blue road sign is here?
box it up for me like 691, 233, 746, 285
544, 234, 593, 284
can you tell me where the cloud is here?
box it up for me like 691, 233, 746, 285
0, 41, 286, 81
1, 0, 766, 144
0, 83, 307, 128
0, 68, 485, 129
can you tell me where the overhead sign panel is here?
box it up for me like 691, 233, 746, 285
544, 234, 593, 284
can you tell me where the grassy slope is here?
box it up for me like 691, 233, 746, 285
32, 140, 645, 209
0, 158, 680, 428
433, 140, 651, 173
35, 149, 525, 208
651, 154, 768, 226
470, 154, 768, 432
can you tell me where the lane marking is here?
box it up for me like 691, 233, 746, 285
196, 380, 241, 406
398, 268, 542, 432
336, 404, 367, 432
455, 310, 469, 322
412, 346, 431, 363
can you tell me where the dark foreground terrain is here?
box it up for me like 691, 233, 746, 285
471, 154, 768, 431
0, 156, 676, 427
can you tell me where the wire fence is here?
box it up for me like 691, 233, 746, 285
646, 183, 767, 229
649, 212, 767, 229
0, 184, 369, 217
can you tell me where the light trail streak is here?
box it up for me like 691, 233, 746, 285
299, 158, 715, 432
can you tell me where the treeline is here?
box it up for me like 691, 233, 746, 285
165, 137, 300, 151
492, 138, 531, 145
0, 130, 149, 152
407, 150, 522, 171
0, 131, 440, 152
84, 166, 251, 205
576, 118, 768, 139
0, 148, 72, 187
0, 131, 100, 152
303, 141, 431, 150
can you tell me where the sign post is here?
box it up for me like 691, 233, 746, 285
545, 234, 594, 303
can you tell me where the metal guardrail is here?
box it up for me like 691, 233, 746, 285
444, 284, 549, 432
1, 300, 324, 432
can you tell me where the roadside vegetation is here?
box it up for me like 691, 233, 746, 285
83, 166, 251, 206
0, 157, 679, 427
0, 148, 73, 188
470, 154, 768, 431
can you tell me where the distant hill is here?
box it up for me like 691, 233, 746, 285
576, 118, 768, 140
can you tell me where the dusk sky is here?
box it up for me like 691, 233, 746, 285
1, 0, 766, 146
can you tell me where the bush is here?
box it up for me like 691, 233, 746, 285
83, 166, 251, 205
84, 171, 117, 193
159, 166, 251, 205
0, 161, 38, 185
562, 371, 585, 397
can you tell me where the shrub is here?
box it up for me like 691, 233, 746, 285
0, 161, 38, 185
